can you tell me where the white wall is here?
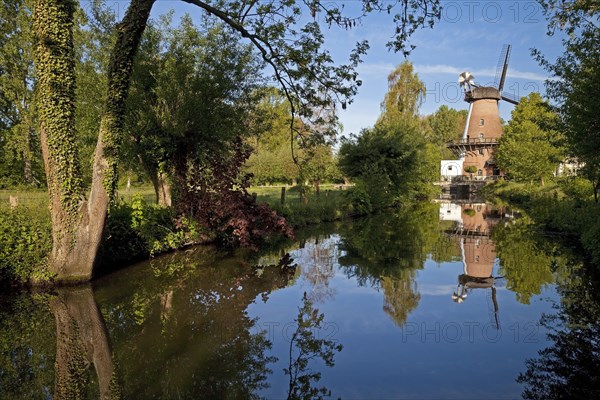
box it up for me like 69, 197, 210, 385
440, 159, 463, 179
439, 202, 463, 223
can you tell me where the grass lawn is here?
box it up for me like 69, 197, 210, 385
1, 184, 352, 224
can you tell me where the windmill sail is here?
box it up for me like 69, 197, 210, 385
494, 44, 511, 91
501, 91, 519, 105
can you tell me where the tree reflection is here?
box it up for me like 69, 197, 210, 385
95, 247, 298, 399
50, 286, 119, 400
338, 203, 442, 326
517, 264, 600, 399
294, 236, 338, 303
381, 273, 420, 326
0, 293, 55, 400
493, 217, 555, 304
285, 293, 343, 400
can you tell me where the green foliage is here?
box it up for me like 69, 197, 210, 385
32, 0, 83, 218
98, 195, 206, 272
495, 93, 564, 184
424, 105, 468, 146
464, 165, 478, 174
271, 191, 347, 227
0, 207, 51, 284
485, 180, 600, 267
534, 0, 600, 199
0, 294, 56, 398
73, 0, 116, 185
339, 120, 436, 210
126, 13, 264, 205
0, 0, 44, 187
378, 61, 426, 125
493, 217, 555, 304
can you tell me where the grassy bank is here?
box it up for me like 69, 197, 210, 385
252, 185, 356, 227
0, 184, 355, 285
482, 178, 600, 266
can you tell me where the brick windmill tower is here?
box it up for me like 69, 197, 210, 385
447, 45, 520, 179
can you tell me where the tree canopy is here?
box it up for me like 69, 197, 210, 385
534, 0, 600, 198
495, 92, 564, 185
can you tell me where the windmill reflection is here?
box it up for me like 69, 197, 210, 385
441, 201, 508, 328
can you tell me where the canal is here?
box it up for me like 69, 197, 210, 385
1, 201, 598, 399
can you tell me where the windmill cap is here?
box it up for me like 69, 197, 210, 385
464, 86, 501, 101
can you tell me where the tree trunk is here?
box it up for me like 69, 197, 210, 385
33, 0, 156, 282
51, 286, 118, 400
151, 170, 172, 206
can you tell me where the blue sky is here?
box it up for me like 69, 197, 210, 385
87, 1, 565, 137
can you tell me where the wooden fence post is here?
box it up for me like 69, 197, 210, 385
280, 187, 286, 205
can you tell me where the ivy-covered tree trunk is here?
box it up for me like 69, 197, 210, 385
51, 287, 118, 399
33, 0, 155, 282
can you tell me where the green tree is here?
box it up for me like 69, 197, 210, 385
424, 105, 468, 161
340, 61, 437, 210
32, 0, 442, 282
74, 0, 117, 186
245, 89, 298, 185
534, 0, 600, 199
338, 121, 430, 211
32, 0, 156, 281
425, 105, 467, 145
126, 13, 264, 206
495, 93, 564, 185
377, 61, 426, 126
0, 0, 41, 186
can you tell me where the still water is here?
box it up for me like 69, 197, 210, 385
1, 202, 598, 399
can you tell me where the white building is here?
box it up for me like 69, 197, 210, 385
440, 159, 463, 181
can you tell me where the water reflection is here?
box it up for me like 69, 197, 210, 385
334, 204, 447, 326
3, 202, 599, 399
95, 248, 298, 399
285, 293, 343, 400
440, 202, 505, 328
517, 265, 600, 399
50, 286, 118, 400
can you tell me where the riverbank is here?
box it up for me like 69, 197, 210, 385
0, 183, 410, 286
481, 178, 600, 267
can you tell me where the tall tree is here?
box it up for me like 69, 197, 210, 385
377, 60, 426, 126
534, 0, 600, 199
33, 0, 441, 282
33, 0, 155, 281
126, 14, 264, 206
495, 93, 564, 185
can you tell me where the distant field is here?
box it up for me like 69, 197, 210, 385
250, 184, 350, 206
0, 189, 48, 210
0, 183, 351, 210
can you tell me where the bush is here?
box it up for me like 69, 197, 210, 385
0, 207, 51, 284
97, 195, 206, 273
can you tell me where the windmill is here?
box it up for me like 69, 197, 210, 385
449, 44, 520, 179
